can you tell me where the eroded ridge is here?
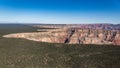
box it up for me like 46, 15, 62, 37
3, 28, 120, 45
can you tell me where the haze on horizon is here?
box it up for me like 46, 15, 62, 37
0, 0, 120, 24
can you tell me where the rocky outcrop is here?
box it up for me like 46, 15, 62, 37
3, 28, 120, 45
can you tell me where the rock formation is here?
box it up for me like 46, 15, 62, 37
33, 24, 120, 31
3, 28, 120, 45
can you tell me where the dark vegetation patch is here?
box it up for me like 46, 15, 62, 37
0, 24, 120, 68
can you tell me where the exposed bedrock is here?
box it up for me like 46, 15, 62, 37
3, 28, 120, 45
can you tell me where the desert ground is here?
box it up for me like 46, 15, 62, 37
0, 24, 120, 68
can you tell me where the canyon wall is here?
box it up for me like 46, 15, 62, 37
3, 28, 120, 45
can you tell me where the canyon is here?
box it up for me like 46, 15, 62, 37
3, 24, 120, 45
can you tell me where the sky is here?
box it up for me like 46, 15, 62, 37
0, 0, 120, 24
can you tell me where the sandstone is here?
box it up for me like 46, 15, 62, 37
2, 28, 120, 45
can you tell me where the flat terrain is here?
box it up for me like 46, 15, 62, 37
0, 24, 120, 68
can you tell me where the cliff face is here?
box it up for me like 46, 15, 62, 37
67, 29, 120, 45
3, 28, 120, 45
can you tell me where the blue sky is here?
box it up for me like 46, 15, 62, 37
0, 0, 120, 24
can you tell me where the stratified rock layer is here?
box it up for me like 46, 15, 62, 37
3, 28, 120, 45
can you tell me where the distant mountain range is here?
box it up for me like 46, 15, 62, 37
77, 24, 120, 30
0, 23, 120, 30
32, 23, 120, 31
